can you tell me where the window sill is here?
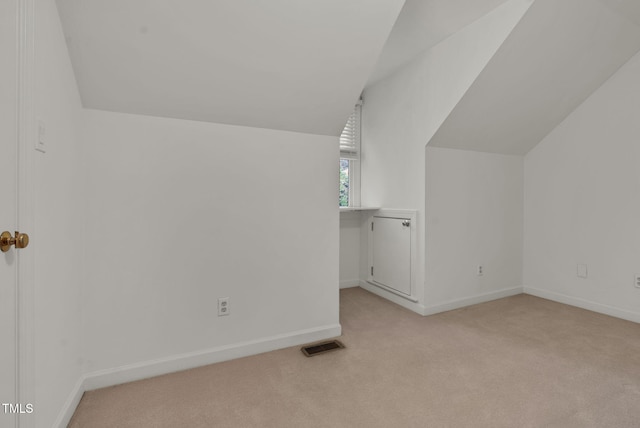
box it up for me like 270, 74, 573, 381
339, 207, 380, 212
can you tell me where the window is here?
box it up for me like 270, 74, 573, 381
339, 102, 361, 207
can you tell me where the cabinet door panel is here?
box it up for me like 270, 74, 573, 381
372, 217, 411, 295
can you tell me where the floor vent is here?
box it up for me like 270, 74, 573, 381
301, 340, 345, 357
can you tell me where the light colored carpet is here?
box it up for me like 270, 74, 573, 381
69, 288, 640, 427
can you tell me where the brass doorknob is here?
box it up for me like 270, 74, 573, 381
0, 231, 29, 252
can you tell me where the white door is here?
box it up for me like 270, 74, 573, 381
1, 0, 19, 423
372, 216, 411, 296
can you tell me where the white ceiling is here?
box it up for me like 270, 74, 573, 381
55, 0, 404, 136
367, 0, 511, 85
428, 0, 640, 155
600, 0, 640, 27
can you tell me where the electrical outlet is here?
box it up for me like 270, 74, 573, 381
218, 297, 229, 316
635, 274, 640, 289
577, 264, 588, 279
477, 265, 483, 276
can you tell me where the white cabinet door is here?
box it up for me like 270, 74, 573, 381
0, 0, 18, 422
372, 216, 411, 295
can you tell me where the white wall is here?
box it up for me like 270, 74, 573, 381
524, 49, 640, 322
425, 147, 523, 310
81, 109, 340, 376
339, 212, 362, 288
361, 0, 530, 309
34, 1, 84, 426
362, 0, 530, 207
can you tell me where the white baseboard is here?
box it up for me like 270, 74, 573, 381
359, 280, 427, 315
340, 279, 361, 289
82, 323, 341, 391
359, 282, 523, 316
53, 376, 85, 428
424, 286, 523, 316
523, 287, 640, 324
54, 323, 341, 427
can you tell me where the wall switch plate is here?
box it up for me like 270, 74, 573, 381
635, 274, 640, 289
36, 120, 46, 153
218, 297, 229, 316
577, 264, 588, 279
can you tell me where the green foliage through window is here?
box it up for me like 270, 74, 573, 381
339, 159, 349, 207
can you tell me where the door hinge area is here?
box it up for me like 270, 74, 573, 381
371, 266, 374, 276
371, 222, 374, 231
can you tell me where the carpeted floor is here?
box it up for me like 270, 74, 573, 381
69, 288, 640, 427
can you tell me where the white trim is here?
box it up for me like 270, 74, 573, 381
340, 279, 360, 289
17, 0, 36, 427
53, 324, 341, 427
424, 286, 523, 316
366, 209, 418, 301
365, 280, 419, 302
359, 283, 523, 316
523, 287, 640, 324
52, 377, 84, 428
82, 324, 341, 391
359, 280, 427, 315
349, 158, 361, 208
339, 207, 379, 212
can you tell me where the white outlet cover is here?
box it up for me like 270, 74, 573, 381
217, 297, 230, 316
577, 264, 588, 279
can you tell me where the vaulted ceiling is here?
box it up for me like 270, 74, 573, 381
367, 0, 512, 85
56, 0, 640, 150
55, 0, 404, 136
428, 0, 640, 154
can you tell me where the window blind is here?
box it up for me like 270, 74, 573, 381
339, 103, 361, 160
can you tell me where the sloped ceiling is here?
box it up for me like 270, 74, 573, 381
55, 0, 404, 136
600, 0, 640, 27
428, 0, 640, 155
367, 0, 512, 85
